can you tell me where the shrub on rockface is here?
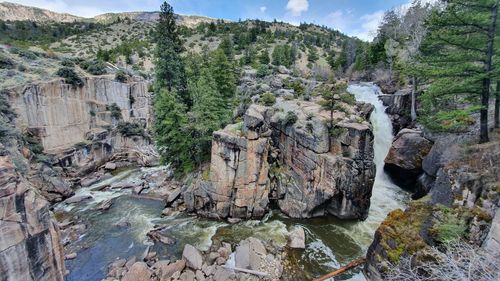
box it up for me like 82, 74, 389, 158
260, 92, 276, 106
115, 70, 128, 82
80, 59, 107, 75
117, 121, 144, 137
56, 67, 84, 87
0, 53, 15, 69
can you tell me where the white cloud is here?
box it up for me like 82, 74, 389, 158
286, 0, 308, 16
326, 10, 349, 32
351, 10, 384, 41
260, 6, 267, 13
4, 0, 106, 17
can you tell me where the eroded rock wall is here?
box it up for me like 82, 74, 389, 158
0, 145, 66, 281
5, 76, 154, 170
9, 76, 151, 152
186, 99, 376, 220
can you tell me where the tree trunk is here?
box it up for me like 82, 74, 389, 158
480, 1, 498, 143
411, 76, 417, 121
495, 81, 499, 128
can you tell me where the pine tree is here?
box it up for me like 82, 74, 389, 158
219, 35, 234, 60
319, 82, 348, 139
259, 48, 270, 64
419, 0, 498, 143
153, 1, 189, 106
153, 89, 193, 174
188, 68, 230, 165
211, 48, 236, 100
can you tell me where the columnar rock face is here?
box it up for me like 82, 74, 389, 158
186, 99, 375, 220
0, 146, 66, 281
185, 123, 271, 219
6, 76, 153, 168
9, 76, 151, 152
269, 101, 375, 219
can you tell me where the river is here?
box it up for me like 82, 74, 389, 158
56, 83, 408, 281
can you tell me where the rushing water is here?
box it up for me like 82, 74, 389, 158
57, 83, 408, 281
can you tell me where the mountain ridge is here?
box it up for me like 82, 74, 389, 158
0, 1, 223, 26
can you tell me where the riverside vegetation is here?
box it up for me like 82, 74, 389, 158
0, 0, 499, 281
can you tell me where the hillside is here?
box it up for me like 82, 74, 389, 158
0, 2, 354, 90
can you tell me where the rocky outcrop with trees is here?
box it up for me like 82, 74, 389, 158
185, 91, 376, 220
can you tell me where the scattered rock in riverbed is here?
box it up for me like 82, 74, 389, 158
147, 229, 176, 245
122, 262, 152, 281
94, 199, 113, 211
287, 226, 306, 249
183, 244, 203, 270
65, 252, 77, 260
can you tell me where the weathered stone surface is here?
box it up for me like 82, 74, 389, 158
156, 259, 185, 280
270, 100, 375, 219
233, 237, 283, 280
185, 125, 271, 219
0, 146, 66, 281
288, 226, 306, 249
384, 129, 433, 195
182, 244, 203, 270
122, 262, 151, 281
186, 99, 375, 220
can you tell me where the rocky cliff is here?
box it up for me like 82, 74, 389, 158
185, 97, 376, 220
365, 133, 500, 280
5, 76, 154, 171
0, 144, 66, 281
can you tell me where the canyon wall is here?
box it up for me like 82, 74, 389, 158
5, 76, 153, 169
0, 145, 66, 281
185, 99, 375, 220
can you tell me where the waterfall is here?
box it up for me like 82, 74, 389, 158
342, 83, 408, 248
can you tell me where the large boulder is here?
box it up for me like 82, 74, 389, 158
122, 262, 152, 281
384, 129, 432, 197
234, 237, 283, 279
182, 244, 203, 270
0, 146, 66, 281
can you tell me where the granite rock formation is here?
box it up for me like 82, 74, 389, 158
0, 145, 66, 281
186, 97, 375, 220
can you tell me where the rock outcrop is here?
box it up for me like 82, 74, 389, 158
365, 134, 500, 280
5, 76, 155, 170
378, 89, 412, 133
186, 96, 375, 220
384, 129, 433, 197
0, 145, 66, 281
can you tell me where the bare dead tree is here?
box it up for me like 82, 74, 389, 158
386, 241, 500, 281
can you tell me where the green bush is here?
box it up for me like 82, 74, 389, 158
329, 126, 348, 137
61, 58, 75, 67
340, 93, 356, 105
56, 67, 84, 87
80, 59, 107, 75
0, 54, 15, 69
256, 64, 271, 77
115, 70, 128, 82
107, 103, 122, 120
10, 47, 37, 60
260, 92, 276, 106
117, 121, 144, 137
281, 111, 298, 127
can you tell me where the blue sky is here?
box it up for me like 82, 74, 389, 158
3, 0, 420, 41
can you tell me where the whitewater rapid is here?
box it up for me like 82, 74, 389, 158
344, 83, 408, 246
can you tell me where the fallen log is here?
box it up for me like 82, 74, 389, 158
313, 258, 366, 281
222, 265, 268, 277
